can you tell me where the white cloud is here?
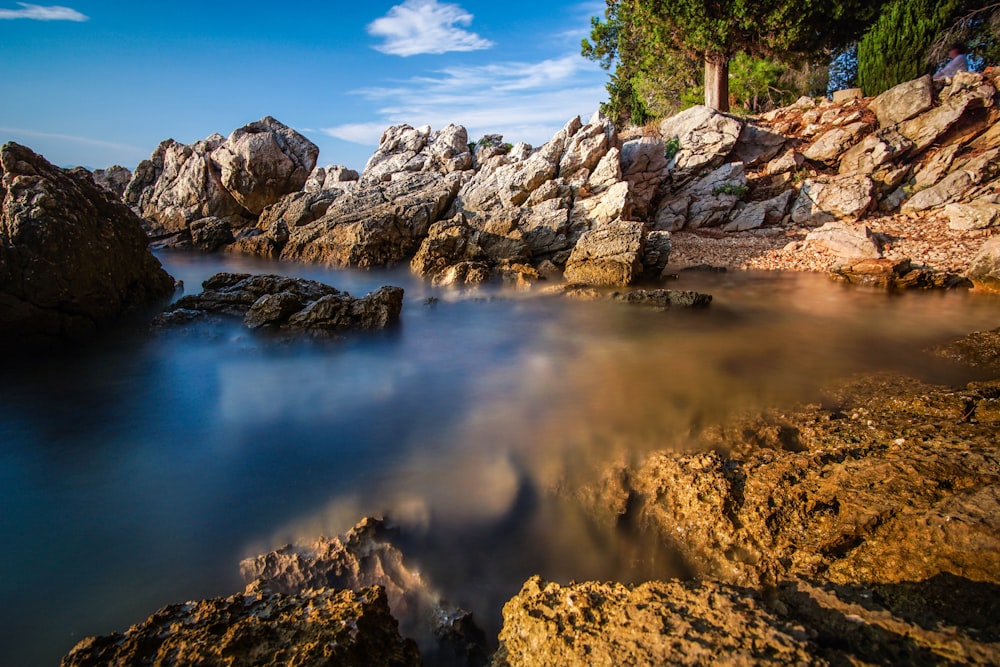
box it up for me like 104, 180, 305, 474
321, 54, 606, 149
0, 3, 88, 20
368, 0, 493, 57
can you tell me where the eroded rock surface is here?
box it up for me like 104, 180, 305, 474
0, 142, 174, 347
494, 576, 816, 667
61, 586, 420, 667
495, 574, 1000, 667
211, 116, 319, 215
576, 374, 1000, 589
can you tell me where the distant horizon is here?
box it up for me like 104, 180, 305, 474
1, 1, 607, 171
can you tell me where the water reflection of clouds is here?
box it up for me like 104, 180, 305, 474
215, 357, 409, 424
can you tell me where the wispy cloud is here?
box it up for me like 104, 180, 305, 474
0, 127, 138, 152
321, 54, 606, 147
368, 0, 493, 57
0, 3, 88, 21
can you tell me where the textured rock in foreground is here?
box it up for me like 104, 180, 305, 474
60, 586, 420, 667
577, 374, 1000, 589
563, 221, 645, 286
497, 574, 1000, 666
243, 517, 488, 664
155, 272, 403, 334
0, 142, 174, 347
494, 576, 816, 667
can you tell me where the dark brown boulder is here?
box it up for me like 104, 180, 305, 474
0, 142, 174, 347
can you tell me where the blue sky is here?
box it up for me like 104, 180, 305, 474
0, 1, 608, 170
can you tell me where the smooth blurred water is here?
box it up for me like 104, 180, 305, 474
1, 251, 998, 666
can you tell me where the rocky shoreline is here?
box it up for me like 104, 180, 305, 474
59, 324, 1000, 665
3, 66, 999, 665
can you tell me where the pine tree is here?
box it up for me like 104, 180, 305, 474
857, 0, 961, 95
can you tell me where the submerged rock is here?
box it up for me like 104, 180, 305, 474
0, 142, 175, 347
61, 586, 420, 667
154, 272, 403, 334
576, 374, 1000, 589
610, 289, 712, 309
931, 327, 1000, 370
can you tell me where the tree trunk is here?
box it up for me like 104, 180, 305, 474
704, 54, 730, 112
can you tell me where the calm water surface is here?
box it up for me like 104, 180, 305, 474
1, 251, 998, 666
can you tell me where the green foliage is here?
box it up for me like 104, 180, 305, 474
664, 137, 681, 161
857, 0, 962, 95
584, 0, 886, 116
712, 183, 749, 198
728, 52, 797, 113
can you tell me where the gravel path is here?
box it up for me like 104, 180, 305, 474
667, 213, 997, 274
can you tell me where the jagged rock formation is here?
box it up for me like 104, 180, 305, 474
0, 142, 174, 347
154, 272, 403, 335
243, 517, 488, 664
120, 70, 998, 288
229, 114, 665, 287
61, 586, 420, 667
305, 164, 359, 192
123, 116, 317, 246
89, 165, 131, 198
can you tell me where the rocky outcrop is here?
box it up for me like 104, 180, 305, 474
363, 124, 472, 182
563, 220, 645, 286
210, 116, 319, 215
0, 142, 174, 347
124, 117, 317, 246
126, 71, 998, 286
154, 273, 403, 335
124, 133, 246, 241
278, 171, 462, 268
968, 236, 1000, 291
90, 165, 131, 198
61, 586, 420, 667
804, 221, 882, 258
400, 114, 658, 285
305, 164, 359, 192
243, 517, 488, 664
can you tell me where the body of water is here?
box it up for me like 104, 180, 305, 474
2, 251, 998, 665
